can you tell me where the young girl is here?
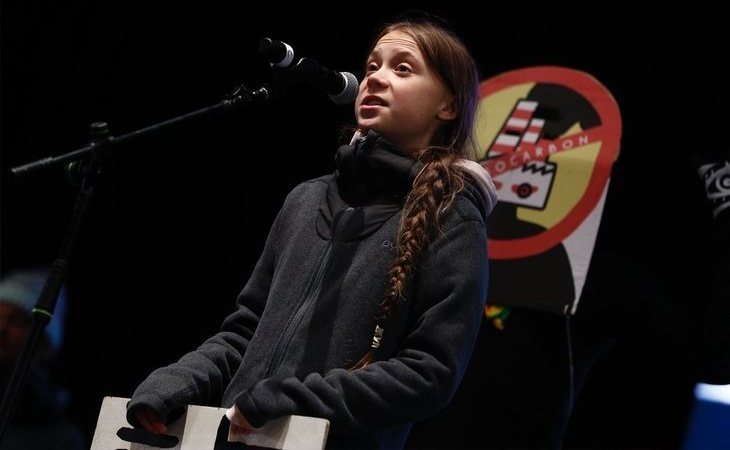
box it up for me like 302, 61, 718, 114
127, 16, 496, 449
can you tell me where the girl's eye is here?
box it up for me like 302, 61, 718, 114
395, 64, 412, 73
366, 62, 379, 72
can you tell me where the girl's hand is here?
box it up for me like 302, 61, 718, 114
225, 405, 256, 434
134, 407, 168, 434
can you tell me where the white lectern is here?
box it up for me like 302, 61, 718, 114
91, 396, 329, 449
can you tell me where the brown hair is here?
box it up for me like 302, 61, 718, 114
352, 17, 480, 369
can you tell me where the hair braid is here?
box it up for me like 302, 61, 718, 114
351, 148, 464, 369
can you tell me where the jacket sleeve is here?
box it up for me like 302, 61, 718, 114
126, 202, 283, 425
234, 216, 488, 433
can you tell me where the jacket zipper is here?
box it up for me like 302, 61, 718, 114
262, 207, 354, 378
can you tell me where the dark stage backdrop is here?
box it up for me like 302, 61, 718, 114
2, 2, 726, 448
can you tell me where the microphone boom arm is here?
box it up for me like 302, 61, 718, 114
9, 84, 271, 178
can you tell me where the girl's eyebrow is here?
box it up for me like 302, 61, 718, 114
368, 48, 418, 61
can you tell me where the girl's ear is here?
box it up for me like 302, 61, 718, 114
437, 98, 456, 121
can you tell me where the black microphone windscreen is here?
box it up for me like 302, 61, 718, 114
258, 38, 295, 68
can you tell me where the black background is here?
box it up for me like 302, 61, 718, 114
2, 2, 727, 448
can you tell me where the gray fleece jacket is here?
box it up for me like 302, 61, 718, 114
127, 131, 496, 449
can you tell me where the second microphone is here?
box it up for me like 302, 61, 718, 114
258, 38, 359, 105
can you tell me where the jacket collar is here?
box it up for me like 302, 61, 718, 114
316, 130, 498, 241
317, 131, 422, 241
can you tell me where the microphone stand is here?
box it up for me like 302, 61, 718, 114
8, 85, 272, 177
0, 83, 273, 442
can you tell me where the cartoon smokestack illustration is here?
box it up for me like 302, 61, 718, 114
485, 99, 556, 209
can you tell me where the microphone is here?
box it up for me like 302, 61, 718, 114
258, 38, 359, 105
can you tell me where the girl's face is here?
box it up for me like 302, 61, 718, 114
355, 30, 455, 156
